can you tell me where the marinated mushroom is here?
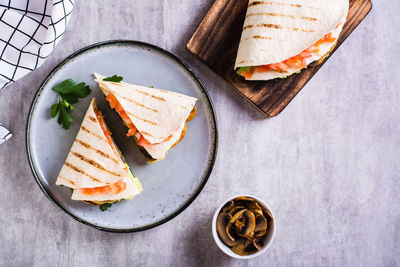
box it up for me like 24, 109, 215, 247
252, 237, 265, 251
226, 209, 247, 241
216, 196, 273, 256
231, 239, 258, 256
216, 213, 240, 247
231, 240, 251, 256
221, 200, 234, 213
254, 213, 268, 237
235, 196, 264, 215
234, 196, 256, 205
235, 210, 256, 239
226, 221, 240, 243
226, 206, 246, 216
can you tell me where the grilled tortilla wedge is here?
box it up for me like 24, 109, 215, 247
56, 98, 142, 205
94, 73, 198, 162
235, 0, 349, 80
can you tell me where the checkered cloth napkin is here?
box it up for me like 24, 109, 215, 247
0, 0, 74, 145
0, 123, 12, 145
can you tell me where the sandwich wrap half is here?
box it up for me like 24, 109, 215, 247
235, 0, 349, 80
56, 98, 142, 203
94, 73, 197, 161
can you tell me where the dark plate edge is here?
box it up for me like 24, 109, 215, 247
185, 0, 373, 117
26, 40, 218, 233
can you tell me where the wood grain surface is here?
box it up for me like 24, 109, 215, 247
187, 0, 372, 117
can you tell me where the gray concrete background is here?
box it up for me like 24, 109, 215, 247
0, 1, 399, 266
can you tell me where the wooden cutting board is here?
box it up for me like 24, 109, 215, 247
187, 0, 372, 117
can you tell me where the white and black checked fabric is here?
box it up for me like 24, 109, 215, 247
0, 0, 74, 89
0, 122, 12, 145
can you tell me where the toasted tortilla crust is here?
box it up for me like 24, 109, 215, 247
83, 200, 117, 205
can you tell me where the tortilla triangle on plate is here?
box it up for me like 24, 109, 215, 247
94, 73, 197, 162
56, 98, 142, 203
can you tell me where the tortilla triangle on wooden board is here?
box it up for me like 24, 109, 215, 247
235, 0, 349, 80
94, 73, 197, 161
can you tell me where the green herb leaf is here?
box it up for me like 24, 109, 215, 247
236, 66, 251, 75
62, 95, 79, 104
99, 203, 113, 211
62, 99, 74, 111
70, 188, 74, 194
58, 103, 73, 129
53, 80, 91, 101
51, 103, 59, 118
103, 75, 123, 83
64, 82, 91, 98
53, 79, 77, 93
50, 79, 91, 130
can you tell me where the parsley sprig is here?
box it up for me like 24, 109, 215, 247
51, 79, 91, 129
100, 203, 113, 211
103, 75, 123, 82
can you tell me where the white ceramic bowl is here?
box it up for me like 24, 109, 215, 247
211, 194, 276, 259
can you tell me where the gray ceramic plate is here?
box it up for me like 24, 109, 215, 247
26, 40, 217, 232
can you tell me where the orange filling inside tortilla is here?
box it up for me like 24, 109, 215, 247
105, 92, 197, 161
90, 107, 127, 195
106, 93, 137, 136
80, 179, 127, 195
94, 106, 121, 158
240, 32, 338, 79
106, 93, 174, 146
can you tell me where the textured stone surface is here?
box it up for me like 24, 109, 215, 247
0, 1, 399, 266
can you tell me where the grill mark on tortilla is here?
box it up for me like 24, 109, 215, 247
301, 16, 318, 21
71, 151, 122, 177
247, 24, 315, 33
64, 162, 104, 183
75, 139, 119, 164
248, 1, 319, 9
157, 88, 182, 96
110, 82, 122, 86
58, 175, 76, 186
113, 92, 159, 113
140, 131, 153, 137
257, 23, 282, 29
291, 27, 314, 33
131, 88, 166, 102
126, 111, 158, 126
249, 1, 301, 8
246, 12, 295, 19
180, 105, 190, 110
88, 116, 97, 123
102, 81, 166, 102
240, 35, 273, 43
246, 13, 319, 22
81, 126, 105, 141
